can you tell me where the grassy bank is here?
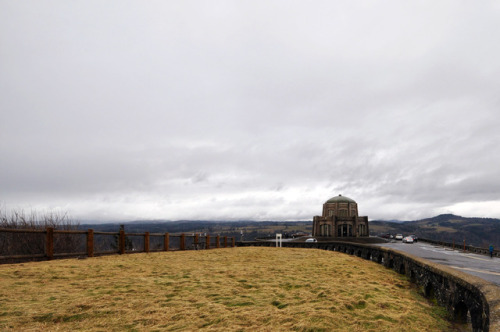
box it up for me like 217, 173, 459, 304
0, 247, 451, 331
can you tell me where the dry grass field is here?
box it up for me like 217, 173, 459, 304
0, 247, 452, 331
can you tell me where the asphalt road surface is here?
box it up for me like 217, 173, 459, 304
373, 241, 500, 286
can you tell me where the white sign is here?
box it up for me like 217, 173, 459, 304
276, 233, 282, 247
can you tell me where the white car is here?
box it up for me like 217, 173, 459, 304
305, 238, 317, 243
395, 234, 403, 240
402, 236, 414, 243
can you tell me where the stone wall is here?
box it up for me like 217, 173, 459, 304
237, 240, 500, 332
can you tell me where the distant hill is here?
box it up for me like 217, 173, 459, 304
370, 214, 500, 248
79, 220, 312, 241
80, 214, 500, 249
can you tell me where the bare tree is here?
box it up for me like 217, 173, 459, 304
0, 208, 80, 256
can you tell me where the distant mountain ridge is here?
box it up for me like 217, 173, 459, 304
370, 214, 500, 248
78, 220, 313, 241
79, 214, 500, 249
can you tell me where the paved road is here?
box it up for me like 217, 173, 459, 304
373, 241, 500, 286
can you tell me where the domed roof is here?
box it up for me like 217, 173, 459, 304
325, 194, 356, 204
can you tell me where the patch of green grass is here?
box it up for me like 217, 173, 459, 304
374, 314, 397, 323
271, 300, 289, 309
61, 313, 90, 322
353, 300, 367, 309
33, 313, 54, 323
200, 318, 224, 328
224, 301, 254, 307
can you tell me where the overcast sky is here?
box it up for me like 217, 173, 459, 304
1, 1, 500, 222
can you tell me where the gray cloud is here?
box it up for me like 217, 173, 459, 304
1, 1, 500, 221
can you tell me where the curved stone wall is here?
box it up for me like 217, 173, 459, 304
237, 241, 500, 332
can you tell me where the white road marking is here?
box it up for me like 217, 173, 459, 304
458, 254, 496, 262
449, 266, 500, 277
417, 245, 494, 261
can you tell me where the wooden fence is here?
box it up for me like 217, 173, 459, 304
0, 228, 236, 263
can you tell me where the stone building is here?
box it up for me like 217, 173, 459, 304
312, 195, 369, 238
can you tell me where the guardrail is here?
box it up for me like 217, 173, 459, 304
238, 240, 500, 332
0, 228, 236, 263
418, 238, 499, 257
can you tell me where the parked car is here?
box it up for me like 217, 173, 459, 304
402, 236, 414, 243
305, 238, 317, 243
395, 234, 403, 240
408, 235, 418, 242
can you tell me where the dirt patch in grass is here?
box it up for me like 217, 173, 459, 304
0, 247, 452, 331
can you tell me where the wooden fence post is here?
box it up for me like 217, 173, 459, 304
224, 236, 228, 248
180, 233, 185, 250
144, 232, 150, 253
232, 237, 235, 247
46, 227, 54, 260
216, 235, 220, 248
194, 234, 199, 249
164, 232, 169, 251
87, 229, 94, 257
119, 230, 125, 254
206, 235, 210, 249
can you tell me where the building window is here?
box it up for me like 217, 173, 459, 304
329, 210, 334, 217
342, 224, 348, 237
357, 224, 365, 236
320, 224, 331, 236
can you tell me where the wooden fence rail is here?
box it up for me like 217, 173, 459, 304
0, 228, 236, 263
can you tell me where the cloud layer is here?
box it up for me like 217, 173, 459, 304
1, 1, 500, 221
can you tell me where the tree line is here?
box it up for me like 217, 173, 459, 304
0, 208, 80, 257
